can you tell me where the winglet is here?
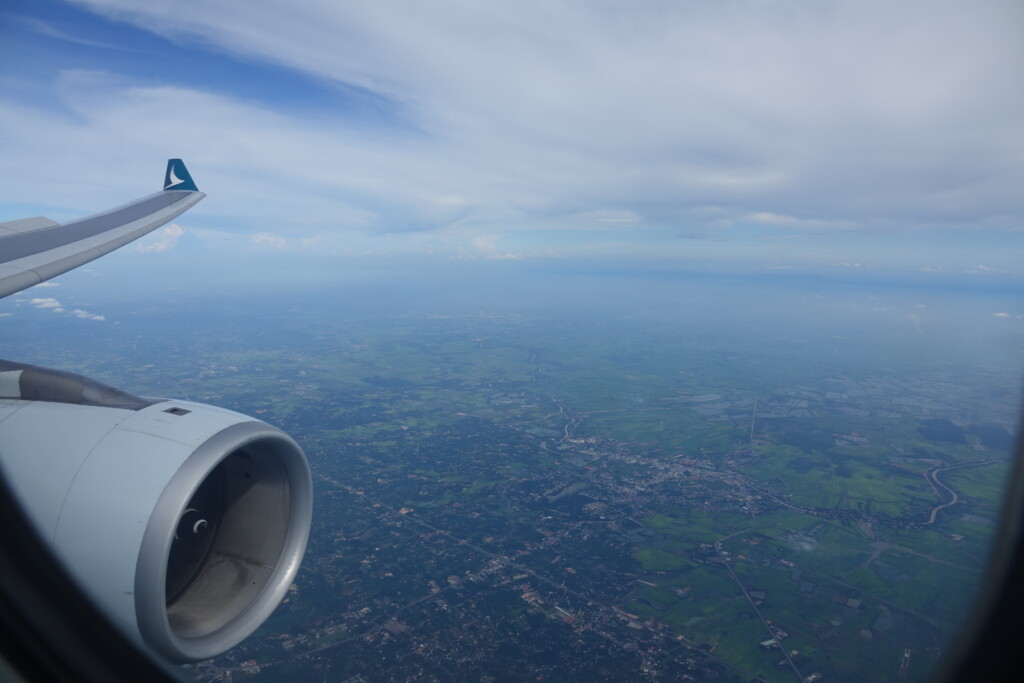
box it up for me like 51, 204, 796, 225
163, 159, 199, 192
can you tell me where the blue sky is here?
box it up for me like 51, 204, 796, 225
0, 0, 1022, 283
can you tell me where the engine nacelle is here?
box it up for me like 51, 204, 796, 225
0, 363, 312, 662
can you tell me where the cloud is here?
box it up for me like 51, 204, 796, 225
994, 312, 1012, 317
251, 232, 288, 250
136, 224, 185, 252
30, 281, 60, 288
571, 210, 643, 226
964, 264, 1014, 275
16, 16, 127, 50
71, 309, 106, 321
469, 234, 523, 260
28, 297, 104, 320
746, 213, 854, 230
0, 313, 11, 318
1, 1, 1021, 273
472, 235, 499, 254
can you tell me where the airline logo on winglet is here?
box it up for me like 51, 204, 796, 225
163, 159, 199, 192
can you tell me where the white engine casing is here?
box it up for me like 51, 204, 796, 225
0, 396, 312, 662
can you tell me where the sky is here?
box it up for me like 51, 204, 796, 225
0, 0, 1022, 284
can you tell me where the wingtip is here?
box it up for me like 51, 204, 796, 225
163, 159, 199, 192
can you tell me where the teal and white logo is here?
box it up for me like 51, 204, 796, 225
166, 166, 185, 188
163, 159, 199, 192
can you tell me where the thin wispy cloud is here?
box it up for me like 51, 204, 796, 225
16, 16, 128, 50
745, 213, 855, 230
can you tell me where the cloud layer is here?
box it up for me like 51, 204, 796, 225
0, 1, 1020, 272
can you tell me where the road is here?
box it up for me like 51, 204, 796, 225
714, 529, 805, 683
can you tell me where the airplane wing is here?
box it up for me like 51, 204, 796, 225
0, 159, 205, 299
0, 160, 312, 663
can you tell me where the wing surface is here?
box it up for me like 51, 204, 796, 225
0, 217, 61, 236
0, 159, 205, 298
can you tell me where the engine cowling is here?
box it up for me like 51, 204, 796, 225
0, 363, 312, 662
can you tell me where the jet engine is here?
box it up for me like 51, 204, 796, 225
0, 361, 312, 662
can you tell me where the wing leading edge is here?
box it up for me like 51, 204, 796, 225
0, 159, 205, 299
